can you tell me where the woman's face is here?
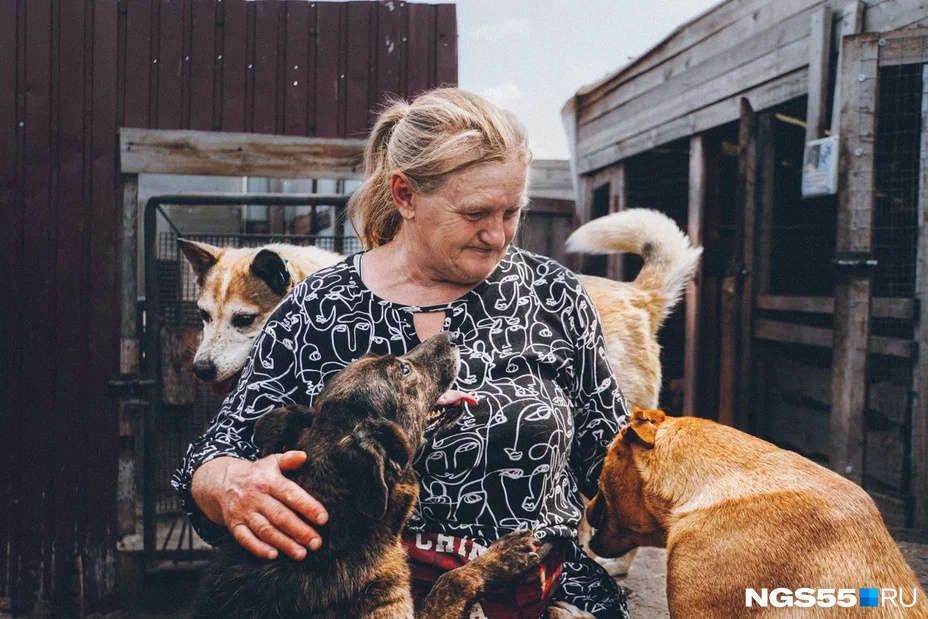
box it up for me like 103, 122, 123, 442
401, 156, 529, 285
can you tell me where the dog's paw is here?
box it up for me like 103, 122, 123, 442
478, 529, 541, 582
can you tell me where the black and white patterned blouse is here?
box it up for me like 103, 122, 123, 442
173, 245, 631, 617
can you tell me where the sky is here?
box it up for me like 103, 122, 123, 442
451, 0, 721, 159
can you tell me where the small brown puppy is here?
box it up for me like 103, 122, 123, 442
587, 408, 928, 618
195, 333, 539, 618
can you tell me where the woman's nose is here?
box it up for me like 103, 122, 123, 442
478, 217, 507, 249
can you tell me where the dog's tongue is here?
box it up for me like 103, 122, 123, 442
435, 390, 478, 407
210, 371, 243, 398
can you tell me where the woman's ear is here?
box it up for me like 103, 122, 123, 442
389, 172, 415, 220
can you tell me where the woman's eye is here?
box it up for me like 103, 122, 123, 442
199, 309, 211, 323
401, 363, 412, 377
232, 314, 257, 328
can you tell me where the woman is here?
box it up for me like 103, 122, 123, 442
173, 88, 630, 618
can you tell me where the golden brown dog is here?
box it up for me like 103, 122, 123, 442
587, 408, 928, 618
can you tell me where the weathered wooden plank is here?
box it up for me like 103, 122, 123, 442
697, 139, 723, 419
830, 32, 879, 486
579, 0, 813, 121
220, 0, 247, 132
806, 4, 833, 141
580, 35, 810, 160
580, 0, 819, 134
376, 0, 406, 99
755, 112, 776, 295
607, 163, 627, 282
435, 3, 458, 85
52, 0, 91, 599
19, 0, 54, 605
406, 3, 436, 97
529, 160, 575, 201
734, 100, 758, 432
189, 0, 217, 131
830, 1, 864, 137
0, 0, 18, 598
878, 29, 928, 67
577, 67, 809, 174
119, 128, 365, 178
157, 0, 185, 129
85, 0, 121, 606
718, 274, 739, 427
756, 295, 915, 319
314, 1, 342, 138
124, 0, 153, 127
755, 319, 912, 358
284, 1, 311, 136
684, 134, 705, 417
345, 2, 373, 139
252, 1, 280, 135
911, 64, 928, 530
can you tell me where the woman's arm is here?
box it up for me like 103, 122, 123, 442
565, 277, 630, 498
171, 290, 328, 559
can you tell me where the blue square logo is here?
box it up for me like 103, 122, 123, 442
860, 588, 879, 607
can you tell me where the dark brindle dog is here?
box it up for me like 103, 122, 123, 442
194, 333, 540, 618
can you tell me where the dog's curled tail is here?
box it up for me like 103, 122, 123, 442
566, 208, 703, 324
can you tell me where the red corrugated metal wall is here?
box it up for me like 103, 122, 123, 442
0, 1, 456, 613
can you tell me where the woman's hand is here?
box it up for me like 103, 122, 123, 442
190, 452, 328, 561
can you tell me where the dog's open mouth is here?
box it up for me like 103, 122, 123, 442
426, 389, 477, 434
210, 370, 244, 398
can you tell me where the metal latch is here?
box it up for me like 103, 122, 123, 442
105, 373, 155, 401
831, 252, 878, 272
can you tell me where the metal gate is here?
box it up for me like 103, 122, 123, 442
139, 192, 357, 563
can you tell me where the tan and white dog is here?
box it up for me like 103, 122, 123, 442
179, 208, 702, 580
178, 240, 342, 395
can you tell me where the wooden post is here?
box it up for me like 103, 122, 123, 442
684, 135, 705, 416
830, 33, 879, 486
911, 65, 928, 531
806, 5, 833, 141
607, 163, 627, 281
118, 174, 139, 536
830, 1, 865, 138
720, 99, 757, 429
754, 113, 776, 296
736, 98, 758, 431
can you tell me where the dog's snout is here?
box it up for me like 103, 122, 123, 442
192, 358, 217, 381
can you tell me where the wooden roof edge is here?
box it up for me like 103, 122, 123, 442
573, 0, 739, 99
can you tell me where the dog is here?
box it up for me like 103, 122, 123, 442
586, 407, 928, 618
194, 333, 543, 618
177, 239, 343, 395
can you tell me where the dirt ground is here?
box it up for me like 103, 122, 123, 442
618, 542, 928, 619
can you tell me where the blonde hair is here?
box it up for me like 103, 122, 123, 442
347, 88, 532, 249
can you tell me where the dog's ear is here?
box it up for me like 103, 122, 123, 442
251, 249, 291, 296
624, 408, 666, 449
254, 405, 314, 457
342, 421, 412, 519
178, 239, 222, 284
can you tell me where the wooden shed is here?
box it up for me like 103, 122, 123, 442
564, 0, 928, 536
